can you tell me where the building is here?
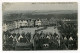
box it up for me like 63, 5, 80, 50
27, 19, 34, 27
2, 17, 59, 31
35, 19, 41, 26
3, 23, 8, 32
22, 20, 28, 26
14, 20, 28, 28
3, 21, 15, 31
18, 20, 23, 28
14, 20, 18, 28
62, 18, 77, 26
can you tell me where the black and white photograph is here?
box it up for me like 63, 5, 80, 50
2, 2, 78, 50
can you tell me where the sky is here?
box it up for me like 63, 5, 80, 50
3, 2, 78, 12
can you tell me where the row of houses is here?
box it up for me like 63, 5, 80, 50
2, 18, 57, 32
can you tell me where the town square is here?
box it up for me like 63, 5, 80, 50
2, 2, 78, 50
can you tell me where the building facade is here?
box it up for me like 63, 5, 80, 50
3, 23, 8, 32
35, 19, 41, 26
